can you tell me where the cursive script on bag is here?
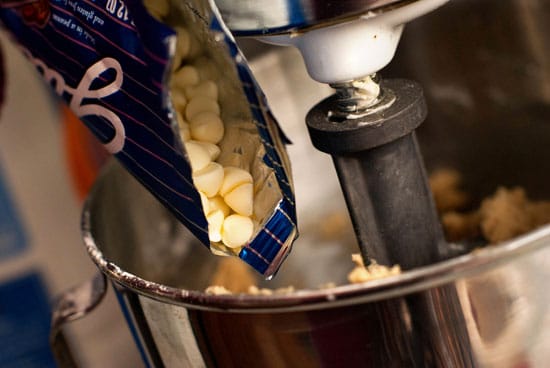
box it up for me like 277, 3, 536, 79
23, 48, 125, 153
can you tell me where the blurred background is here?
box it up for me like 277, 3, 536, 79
0, 30, 142, 367
1, 0, 550, 365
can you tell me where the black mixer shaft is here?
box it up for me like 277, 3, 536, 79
307, 79, 447, 269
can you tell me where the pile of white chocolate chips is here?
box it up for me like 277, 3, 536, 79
172, 48, 255, 252
146, 0, 260, 254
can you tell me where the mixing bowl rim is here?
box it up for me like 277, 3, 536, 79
81, 183, 550, 313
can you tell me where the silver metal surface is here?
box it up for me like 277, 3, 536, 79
50, 272, 108, 368
81, 161, 550, 367
212, 0, 412, 35
328, 75, 398, 120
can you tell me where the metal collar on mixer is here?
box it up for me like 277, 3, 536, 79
329, 74, 397, 120
213, 0, 414, 35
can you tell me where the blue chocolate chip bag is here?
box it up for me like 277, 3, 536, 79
0, 0, 297, 277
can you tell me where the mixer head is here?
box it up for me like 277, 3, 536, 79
214, 0, 449, 84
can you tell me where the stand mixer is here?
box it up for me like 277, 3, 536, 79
214, 0, 450, 269
210, 2, 477, 366
49, 1, 550, 367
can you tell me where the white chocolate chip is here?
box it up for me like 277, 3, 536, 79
172, 90, 187, 113
185, 141, 211, 172
207, 209, 225, 242
189, 112, 224, 144
219, 167, 253, 197
175, 27, 191, 61
222, 214, 254, 248
177, 113, 191, 141
210, 244, 229, 257
168, 24, 264, 255
185, 96, 220, 121
199, 191, 210, 214
173, 66, 200, 88
191, 140, 220, 161
184, 80, 218, 100
209, 196, 231, 217
193, 162, 224, 198
205, 285, 232, 295
171, 28, 192, 71
223, 183, 253, 216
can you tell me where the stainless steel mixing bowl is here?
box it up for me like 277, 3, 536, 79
70, 160, 550, 367
51, 0, 550, 366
